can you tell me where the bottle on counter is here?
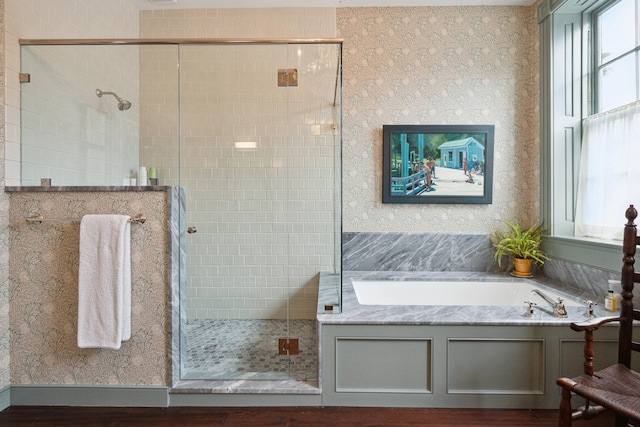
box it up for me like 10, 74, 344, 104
605, 289, 618, 312
608, 279, 623, 307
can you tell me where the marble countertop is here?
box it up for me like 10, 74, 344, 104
318, 271, 614, 326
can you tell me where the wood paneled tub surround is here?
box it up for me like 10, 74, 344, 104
317, 272, 634, 409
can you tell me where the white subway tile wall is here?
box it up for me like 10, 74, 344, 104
5, 0, 140, 185
20, 45, 140, 185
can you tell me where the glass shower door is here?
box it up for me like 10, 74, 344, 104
179, 42, 341, 381
179, 43, 293, 380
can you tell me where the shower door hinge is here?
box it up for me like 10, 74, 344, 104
278, 338, 299, 355
277, 69, 298, 87
19, 73, 31, 83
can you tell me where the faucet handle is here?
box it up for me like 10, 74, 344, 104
524, 300, 537, 317
557, 298, 568, 317
584, 300, 597, 318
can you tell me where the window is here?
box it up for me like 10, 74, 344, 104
575, 0, 640, 240
574, 101, 640, 239
594, 0, 640, 112
539, 0, 640, 270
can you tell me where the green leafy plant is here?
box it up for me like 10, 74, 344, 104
490, 221, 549, 267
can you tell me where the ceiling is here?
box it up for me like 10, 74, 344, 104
131, 0, 537, 9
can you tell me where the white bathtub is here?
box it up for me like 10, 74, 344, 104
351, 279, 582, 307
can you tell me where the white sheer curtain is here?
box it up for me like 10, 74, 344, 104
575, 100, 640, 240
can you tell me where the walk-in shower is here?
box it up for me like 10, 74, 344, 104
19, 39, 342, 386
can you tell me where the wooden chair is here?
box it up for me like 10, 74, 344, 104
557, 205, 640, 427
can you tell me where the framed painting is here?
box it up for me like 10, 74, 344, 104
382, 124, 494, 204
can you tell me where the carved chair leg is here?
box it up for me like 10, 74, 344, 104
559, 387, 573, 427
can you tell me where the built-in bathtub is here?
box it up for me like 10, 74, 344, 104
351, 279, 583, 307
317, 272, 625, 409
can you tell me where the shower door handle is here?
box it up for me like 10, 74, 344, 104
187, 226, 197, 234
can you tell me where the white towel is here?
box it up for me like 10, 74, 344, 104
77, 214, 131, 350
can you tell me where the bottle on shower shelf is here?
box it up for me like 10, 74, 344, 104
148, 167, 158, 185
139, 166, 148, 186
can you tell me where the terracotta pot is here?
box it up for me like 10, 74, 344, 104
512, 258, 533, 277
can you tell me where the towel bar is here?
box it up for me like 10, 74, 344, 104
26, 213, 146, 224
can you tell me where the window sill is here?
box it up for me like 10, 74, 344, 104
542, 235, 622, 273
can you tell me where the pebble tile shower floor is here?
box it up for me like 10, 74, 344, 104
185, 319, 317, 380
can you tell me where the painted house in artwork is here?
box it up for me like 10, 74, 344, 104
438, 137, 485, 170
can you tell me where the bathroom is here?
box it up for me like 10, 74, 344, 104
0, 0, 634, 411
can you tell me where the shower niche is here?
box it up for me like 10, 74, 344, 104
19, 40, 343, 386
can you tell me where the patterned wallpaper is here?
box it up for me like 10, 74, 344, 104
337, 6, 540, 233
0, 0, 8, 392
8, 191, 168, 386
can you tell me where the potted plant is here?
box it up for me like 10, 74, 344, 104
490, 221, 549, 277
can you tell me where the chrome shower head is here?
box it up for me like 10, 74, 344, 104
96, 89, 132, 111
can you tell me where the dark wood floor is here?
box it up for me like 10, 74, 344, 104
0, 406, 619, 426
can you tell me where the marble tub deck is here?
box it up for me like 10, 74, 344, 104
319, 271, 611, 326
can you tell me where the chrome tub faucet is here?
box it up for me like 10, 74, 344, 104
531, 289, 568, 318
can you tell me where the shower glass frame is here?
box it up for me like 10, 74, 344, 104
18, 38, 343, 384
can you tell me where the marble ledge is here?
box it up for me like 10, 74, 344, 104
5, 185, 172, 192
318, 270, 612, 327
317, 271, 341, 314
171, 379, 320, 395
